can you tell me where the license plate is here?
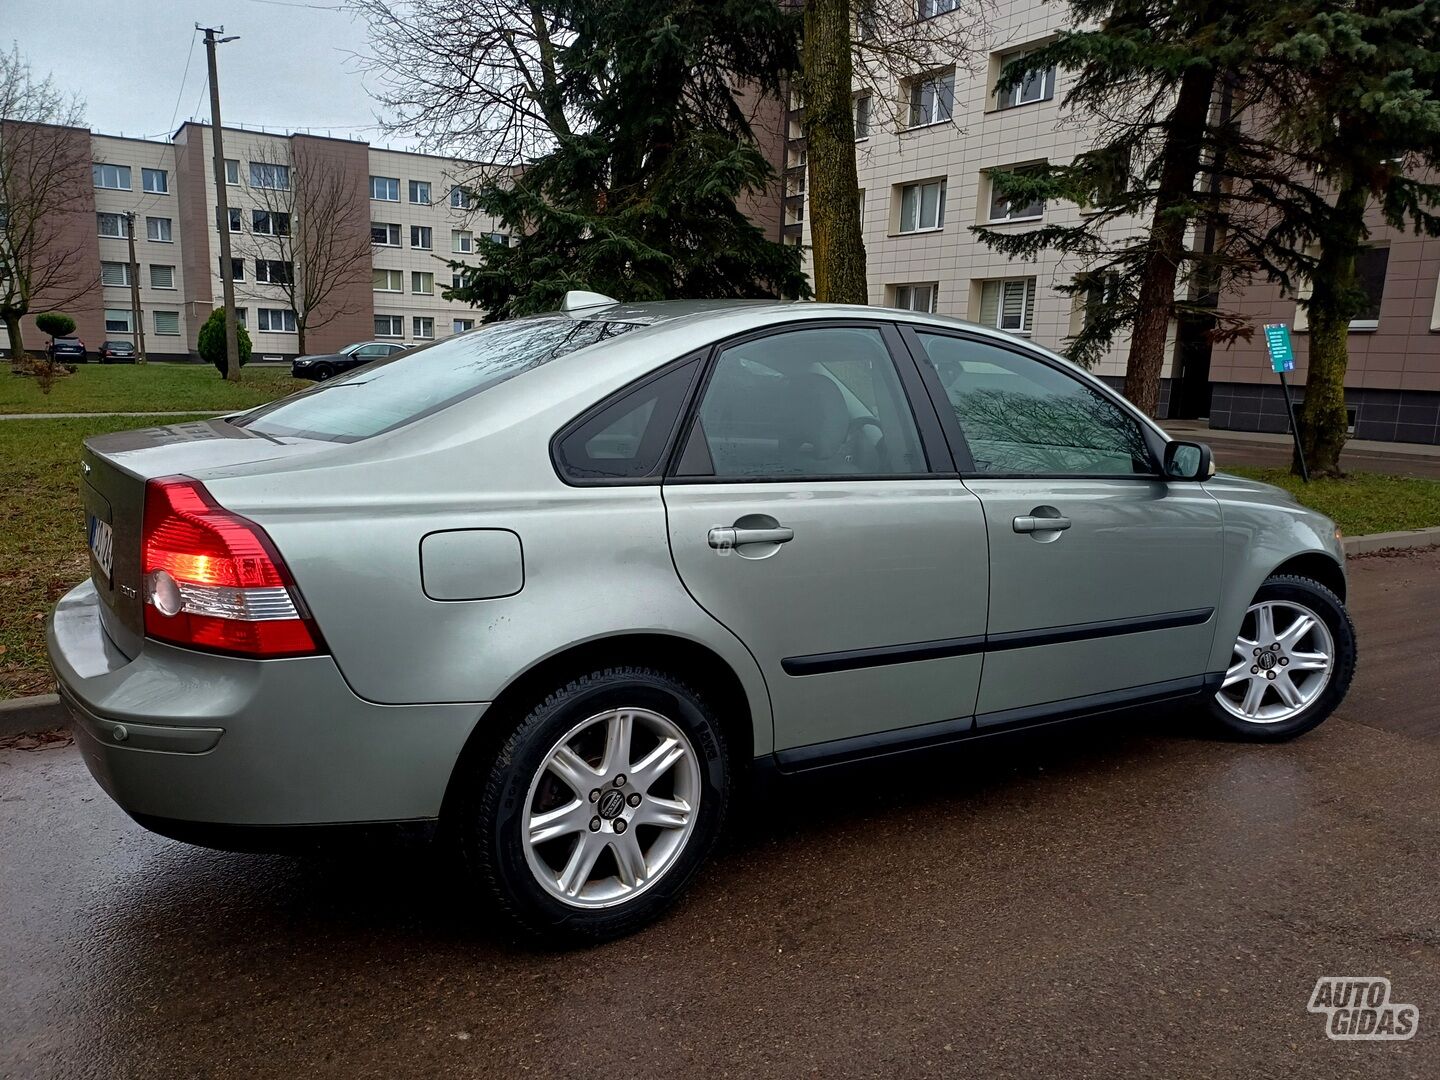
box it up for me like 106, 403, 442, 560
88, 514, 114, 584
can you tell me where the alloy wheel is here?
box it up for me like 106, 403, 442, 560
1215, 599, 1334, 724
521, 707, 701, 909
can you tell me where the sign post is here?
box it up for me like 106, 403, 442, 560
1263, 323, 1309, 483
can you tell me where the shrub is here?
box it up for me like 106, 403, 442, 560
35, 312, 76, 339
197, 307, 253, 377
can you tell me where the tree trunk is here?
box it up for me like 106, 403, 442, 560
4, 312, 26, 366
1297, 179, 1367, 478
802, 0, 867, 304
296, 319, 307, 357
1122, 64, 1216, 418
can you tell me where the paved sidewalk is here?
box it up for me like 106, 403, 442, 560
1167, 419, 1440, 478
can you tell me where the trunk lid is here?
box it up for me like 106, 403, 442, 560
80, 417, 336, 659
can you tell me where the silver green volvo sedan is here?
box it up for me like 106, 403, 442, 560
49, 296, 1356, 942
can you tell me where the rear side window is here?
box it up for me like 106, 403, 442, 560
554, 359, 700, 482
233, 316, 639, 441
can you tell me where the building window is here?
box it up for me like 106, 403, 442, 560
257, 308, 297, 332
249, 162, 290, 190
234, 308, 248, 328
97, 212, 128, 238
141, 168, 168, 194
449, 185, 473, 209
225, 159, 240, 185
100, 262, 131, 287
409, 179, 431, 204
987, 168, 1045, 222
907, 70, 954, 128
413, 316, 434, 339
486, 232, 510, 247
1074, 272, 1120, 334
373, 268, 402, 292
371, 175, 400, 201
452, 230, 474, 254
785, 199, 805, 226
412, 271, 434, 295
853, 94, 872, 140
146, 216, 172, 242
153, 310, 180, 336
1351, 246, 1389, 330
786, 144, 807, 170
893, 283, 938, 312
411, 225, 433, 250
104, 309, 134, 333
221, 257, 245, 281
149, 264, 176, 290
918, 0, 958, 17
785, 171, 807, 198
93, 164, 131, 190
217, 207, 242, 232
453, 318, 475, 334
898, 179, 946, 232
375, 315, 403, 337
371, 222, 400, 246
996, 51, 1057, 110
978, 277, 1037, 334
255, 260, 294, 285
252, 210, 291, 236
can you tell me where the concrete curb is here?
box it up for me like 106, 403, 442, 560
2, 528, 1439, 739
1343, 526, 1440, 556
0, 694, 67, 738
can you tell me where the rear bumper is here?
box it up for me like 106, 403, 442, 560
47, 580, 485, 836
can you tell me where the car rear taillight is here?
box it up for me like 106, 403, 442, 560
141, 476, 324, 657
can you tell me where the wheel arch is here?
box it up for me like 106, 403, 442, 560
1268, 551, 1347, 601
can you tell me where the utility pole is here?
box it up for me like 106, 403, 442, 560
124, 211, 147, 363
199, 24, 241, 381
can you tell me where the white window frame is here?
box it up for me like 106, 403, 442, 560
986, 169, 1045, 223
370, 175, 400, 201
449, 186, 473, 209
146, 216, 172, 243
918, 0, 959, 17
996, 52, 1057, 111
413, 316, 435, 340
897, 179, 946, 233
103, 308, 133, 333
224, 159, 240, 185
411, 225, 433, 250
978, 277, 1038, 335
254, 259, 294, 285
892, 283, 938, 313
907, 70, 955, 129
374, 314, 404, 338
100, 261, 131, 287
452, 230, 474, 254
149, 264, 176, 290
409, 180, 431, 204
853, 95, 872, 141
249, 162, 290, 191
412, 271, 435, 295
153, 310, 180, 336
222, 257, 245, 282
97, 213, 128, 239
453, 318, 475, 334
371, 222, 401, 247
373, 269, 402, 293
141, 168, 168, 194
93, 164, 131, 191
257, 308, 297, 333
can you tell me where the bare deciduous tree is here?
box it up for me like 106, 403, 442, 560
239, 143, 372, 355
0, 45, 90, 367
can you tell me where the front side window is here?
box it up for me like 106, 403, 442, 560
556, 359, 700, 482
142, 168, 168, 194
93, 164, 131, 190
996, 52, 1057, 110
678, 326, 927, 479
978, 277, 1036, 334
235, 315, 641, 441
249, 162, 290, 190
916, 333, 1152, 476
987, 168, 1045, 222
97, 212, 128, 238
409, 179, 431, 204
371, 175, 399, 201
898, 179, 946, 232
907, 71, 955, 127
146, 216, 172, 242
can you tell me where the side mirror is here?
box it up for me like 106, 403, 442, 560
1164, 440, 1214, 481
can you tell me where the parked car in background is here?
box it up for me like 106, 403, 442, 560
99, 341, 137, 364
51, 295, 1355, 944
49, 337, 87, 362
291, 340, 407, 381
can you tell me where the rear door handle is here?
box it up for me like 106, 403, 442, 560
708, 526, 795, 550
1013, 515, 1072, 533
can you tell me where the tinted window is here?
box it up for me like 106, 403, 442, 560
679, 326, 927, 478
555, 359, 699, 481
234, 317, 639, 442
916, 333, 1153, 476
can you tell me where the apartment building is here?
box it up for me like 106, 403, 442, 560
2, 123, 510, 360
779, 0, 1440, 444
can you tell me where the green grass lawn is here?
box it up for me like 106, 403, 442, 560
0, 415, 213, 697
1225, 467, 1440, 536
1, 363, 307, 415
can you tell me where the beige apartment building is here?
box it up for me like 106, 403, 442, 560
778, 0, 1440, 444
2, 122, 510, 361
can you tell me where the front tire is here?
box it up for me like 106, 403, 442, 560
1206, 574, 1356, 741
454, 667, 729, 943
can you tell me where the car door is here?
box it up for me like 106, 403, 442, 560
662, 322, 990, 760
903, 328, 1223, 725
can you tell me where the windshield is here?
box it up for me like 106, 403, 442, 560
338, 343, 364, 355
233, 316, 640, 442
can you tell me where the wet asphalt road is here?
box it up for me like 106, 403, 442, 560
3, 551, 1439, 1079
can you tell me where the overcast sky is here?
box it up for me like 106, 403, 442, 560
7, 0, 413, 147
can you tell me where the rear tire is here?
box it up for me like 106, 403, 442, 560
1205, 574, 1356, 742
313, 363, 335, 381
453, 666, 729, 944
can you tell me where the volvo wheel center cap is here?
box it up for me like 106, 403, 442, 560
1258, 651, 1278, 670
597, 789, 627, 820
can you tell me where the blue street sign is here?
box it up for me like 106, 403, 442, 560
1264, 323, 1295, 374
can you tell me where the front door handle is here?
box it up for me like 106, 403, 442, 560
1013, 514, 1072, 534
708, 525, 795, 550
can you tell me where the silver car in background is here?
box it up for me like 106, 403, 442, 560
49, 296, 1356, 942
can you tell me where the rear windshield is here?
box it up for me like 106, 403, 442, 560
232, 316, 639, 441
